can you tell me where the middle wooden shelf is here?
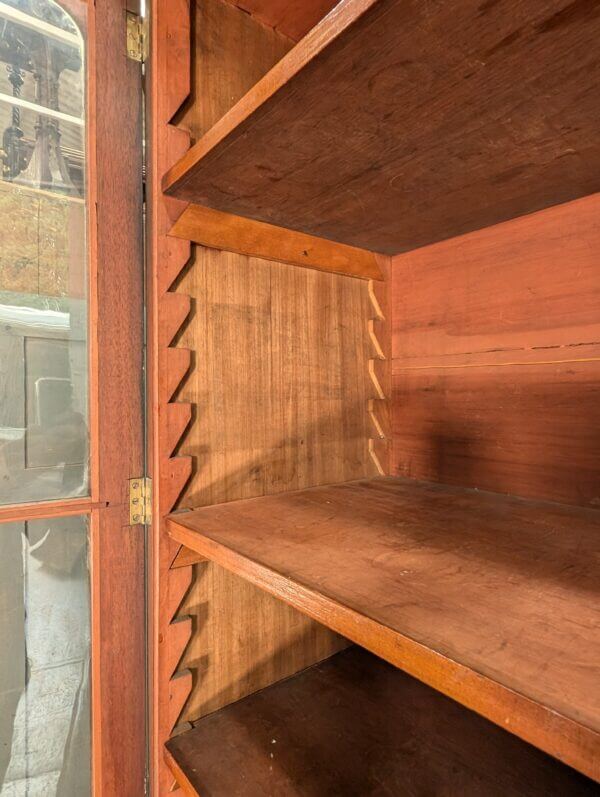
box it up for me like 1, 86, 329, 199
167, 476, 600, 781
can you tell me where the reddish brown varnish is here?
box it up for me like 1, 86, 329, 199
170, 203, 385, 280
163, 0, 600, 254
149, 0, 600, 793
147, 0, 195, 794
221, 0, 340, 41
391, 194, 600, 508
166, 647, 597, 796
167, 476, 600, 781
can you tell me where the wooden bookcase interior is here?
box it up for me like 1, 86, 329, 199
152, 0, 600, 793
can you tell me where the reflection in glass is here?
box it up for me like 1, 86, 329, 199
0, 514, 90, 796
0, 0, 88, 504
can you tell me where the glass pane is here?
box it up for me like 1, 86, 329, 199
0, 0, 88, 505
0, 514, 90, 796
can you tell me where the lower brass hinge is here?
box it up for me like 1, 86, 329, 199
129, 477, 152, 525
126, 11, 146, 62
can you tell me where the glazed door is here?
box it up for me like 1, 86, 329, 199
0, 1, 145, 795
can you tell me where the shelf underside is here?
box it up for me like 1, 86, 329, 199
166, 647, 596, 796
163, 0, 600, 255
168, 477, 600, 780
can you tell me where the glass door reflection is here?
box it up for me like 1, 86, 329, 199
0, 0, 88, 505
0, 514, 90, 796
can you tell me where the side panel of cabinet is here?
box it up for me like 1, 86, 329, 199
148, 1, 392, 792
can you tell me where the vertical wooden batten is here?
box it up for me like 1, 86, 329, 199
368, 257, 391, 474
147, 0, 195, 793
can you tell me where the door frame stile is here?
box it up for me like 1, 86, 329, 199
89, 0, 146, 794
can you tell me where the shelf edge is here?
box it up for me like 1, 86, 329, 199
164, 746, 198, 797
161, 0, 381, 199
166, 513, 600, 783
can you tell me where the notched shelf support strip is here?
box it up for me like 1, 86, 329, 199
151, 0, 195, 794
368, 259, 391, 474
169, 203, 385, 281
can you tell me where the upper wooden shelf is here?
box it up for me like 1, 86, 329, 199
167, 477, 600, 781
163, 0, 600, 255
165, 647, 597, 796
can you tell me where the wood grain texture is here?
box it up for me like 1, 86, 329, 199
167, 477, 600, 780
164, 748, 197, 797
178, 561, 348, 722
170, 544, 206, 569
174, 248, 376, 719
164, 0, 600, 254
221, 0, 340, 41
146, 0, 195, 793
91, 507, 145, 797
176, 249, 375, 509
93, 0, 145, 510
88, 0, 146, 793
166, 647, 598, 796
368, 259, 391, 474
169, 0, 373, 729
0, 498, 104, 524
391, 195, 600, 507
177, 0, 293, 141
169, 203, 384, 280
392, 363, 600, 508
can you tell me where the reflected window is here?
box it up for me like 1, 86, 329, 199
0, 0, 88, 505
0, 515, 90, 796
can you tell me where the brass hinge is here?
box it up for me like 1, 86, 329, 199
126, 11, 146, 62
129, 476, 152, 525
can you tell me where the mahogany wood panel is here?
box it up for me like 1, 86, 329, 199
222, 0, 340, 41
177, 0, 292, 141
170, 203, 384, 280
163, 748, 197, 797
0, 497, 104, 524
368, 259, 391, 474
169, 0, 370, 729
93, 0, 145, 510
176, 250, 375, 510
170, 544, 206, 569
167, 477, 600, 780
91, 507, 145, 797
166, 647, 598, 796
89, 0, 145, 794
392, 196, 600, 368
164, 0, 600, 254
147, 0, 195, 793
178, 561, 348, 721
391, 195, 600, 507
175, 248, 375, 719
392, 363, 600, 508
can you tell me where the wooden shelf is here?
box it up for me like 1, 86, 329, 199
163, 0, 600, 255
167, 477, 600, 780
165, 647, 597, 796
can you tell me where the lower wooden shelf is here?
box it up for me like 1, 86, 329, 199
165, 647, 596, 796
167, 477, 600, 780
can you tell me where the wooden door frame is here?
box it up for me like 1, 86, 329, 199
0, 1, 146, 795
